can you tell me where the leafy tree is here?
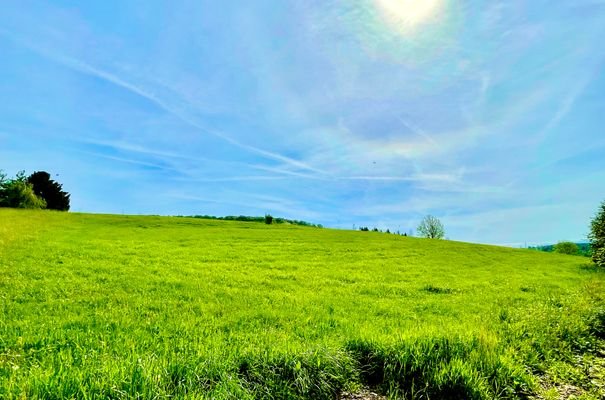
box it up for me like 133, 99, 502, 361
0, 171, 46, 209
592, 247, 605, 268
589, 200, 605, 267
27, 171, 70, 211
417, 215, 445, 239
553, 241, 579, 255
264, 214, 273, 225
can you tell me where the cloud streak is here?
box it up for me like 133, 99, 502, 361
0, 29, 324, 176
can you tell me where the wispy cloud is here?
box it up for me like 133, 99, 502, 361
0, 29, 324, 176
337, 173, 460, 183
76, 137, 330, 183
535, 69, 598, 142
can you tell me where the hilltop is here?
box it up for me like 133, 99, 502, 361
0, 209, 603, 399
178, 214, 323, 228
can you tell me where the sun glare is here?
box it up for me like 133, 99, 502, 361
375, 0, 443, 32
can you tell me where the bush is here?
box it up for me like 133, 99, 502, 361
264, 214, 273, 225
0, 171, 46, 209
589, 201, 605, 267
553, 241, 579, 255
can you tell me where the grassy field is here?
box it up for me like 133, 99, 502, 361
1, 209, 604, 399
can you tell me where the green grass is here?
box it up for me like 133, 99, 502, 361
0, 209, 604, 399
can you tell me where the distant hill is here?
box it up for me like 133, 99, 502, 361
529, 242, 591, 257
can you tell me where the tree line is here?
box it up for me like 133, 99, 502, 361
359, 215, 445, 239
181, 214, 323, 228
526, 200, 605, 268
529, 242, 592, 257
0, 170, 70, 211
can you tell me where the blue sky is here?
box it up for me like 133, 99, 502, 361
1, 0, 604, 246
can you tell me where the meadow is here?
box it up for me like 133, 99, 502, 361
0, 209, 604, 399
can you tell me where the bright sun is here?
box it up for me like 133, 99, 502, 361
375, 0, 443, 32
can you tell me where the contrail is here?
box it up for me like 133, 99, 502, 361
80, 138, 326, 180
1, 30, 325, 175
397, 116, 438, 146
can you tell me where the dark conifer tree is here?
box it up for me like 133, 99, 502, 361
27, 171, 70, 211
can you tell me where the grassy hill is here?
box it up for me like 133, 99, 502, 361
1, 209, 604, 399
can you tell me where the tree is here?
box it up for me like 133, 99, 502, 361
27, 171, 70, 211
589, 200, 605, 267
417, 215, 445, 239
264, 214, 273, 225
553, 241, 579, 255
0, 171, 46, 209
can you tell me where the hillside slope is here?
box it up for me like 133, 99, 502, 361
0, 210, 603, 399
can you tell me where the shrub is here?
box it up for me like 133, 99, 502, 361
264, 214, 273, 225
589, 201, 605, 267
553, 241, 579, 255
0, 171, 46, 209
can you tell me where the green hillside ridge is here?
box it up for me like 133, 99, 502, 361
1, 209, 604, 399
178, 214, 323, 228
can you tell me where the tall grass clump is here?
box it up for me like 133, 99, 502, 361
346, 336, 530, 399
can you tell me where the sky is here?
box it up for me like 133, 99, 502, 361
1, 0, 604, 246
